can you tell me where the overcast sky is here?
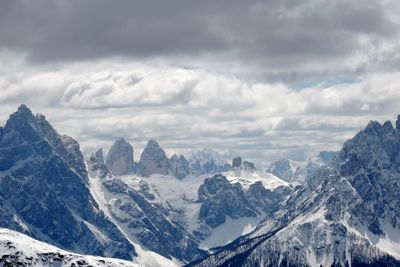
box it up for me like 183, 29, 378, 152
1, 0, 400, 166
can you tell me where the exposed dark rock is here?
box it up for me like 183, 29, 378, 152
105, 137, 134, 176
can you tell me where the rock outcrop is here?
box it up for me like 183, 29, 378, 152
138, 140, 168, 177
105, 137, 134, 176
167, 154, 190, 179
0, 105, 134, 260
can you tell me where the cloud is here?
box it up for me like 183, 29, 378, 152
1, 1, 400, 166
0, 0, 399, 82
1, 59, 400, 166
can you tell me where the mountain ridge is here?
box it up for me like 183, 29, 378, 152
189, 117, 400, 267
1, 105, 400, 266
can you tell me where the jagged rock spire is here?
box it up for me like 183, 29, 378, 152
139, 139, 168, 177
167, 154, 190, 179
105, 137, 134, 176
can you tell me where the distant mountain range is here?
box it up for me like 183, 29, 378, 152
104, 136, 231, 179
0, 105, 399, 267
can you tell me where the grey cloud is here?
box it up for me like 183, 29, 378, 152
0, 0, 399, 82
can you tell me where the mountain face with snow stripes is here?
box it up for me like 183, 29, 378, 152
0, 105, 400, 267
0, 105, 134, 260
0, 106, 291, 265
0, 228, 140, 267
88, 151, 292, 263
190, 118, 400, 267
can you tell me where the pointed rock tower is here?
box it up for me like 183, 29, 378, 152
139, 139, 168, 177
105, 137, 134, 176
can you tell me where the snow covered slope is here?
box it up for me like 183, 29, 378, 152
87, 152, 293, 263
0, 105, 134, 260
0, 228, 140, 267
266, 151, 337, 186
189, 118, 400, 267
225, 169, 289, 190
87, 156, 183, 266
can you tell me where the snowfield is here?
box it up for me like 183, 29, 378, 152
0, 228, 140, 267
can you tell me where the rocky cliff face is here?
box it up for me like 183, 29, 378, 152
138, 140, 168, 177
168, 154, 191, 179
105, 137, 134, 176
198, 174, 257, 228
88, 156, 206, 263
197, 174, 290, 230
0, 105, 134, 260
191, 118, 400, 267
232, 156, 256, 176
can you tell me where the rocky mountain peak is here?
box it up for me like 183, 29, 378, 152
105, 137, 134, 176
232, 156, 256, 174
382, 120, 394, 133
232, 156, 242, 168
243, 160, 256, 171
167, 154, 190, 179
195, 117, 400, 267
138, 139, 168, 177
4, 104, 37, 132
140, 139, 167, 161
15, 104, 34, 118
170, 154, 179, 161
88, 150, 112, 179
0, 105, 134, 260
198, 174, 257, 228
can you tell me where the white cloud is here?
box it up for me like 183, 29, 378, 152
1, 59, 400, 166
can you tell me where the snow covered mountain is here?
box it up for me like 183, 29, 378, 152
0, 106, 296, 265
88, 154, 204, 263
102, 139, 232, 180
189, 148, 231, 176
2, 105, 399, 267
189, 118, 400, 267
88, 152, 292, 263
266, 151, 337, 186
0, 105, 134, 260
0, 228, 140, 267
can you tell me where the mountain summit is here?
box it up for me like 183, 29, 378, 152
138, 139, 168, 177
0, 105, 134, 260
106, 137, 134, 176
192, 118, 400, 267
